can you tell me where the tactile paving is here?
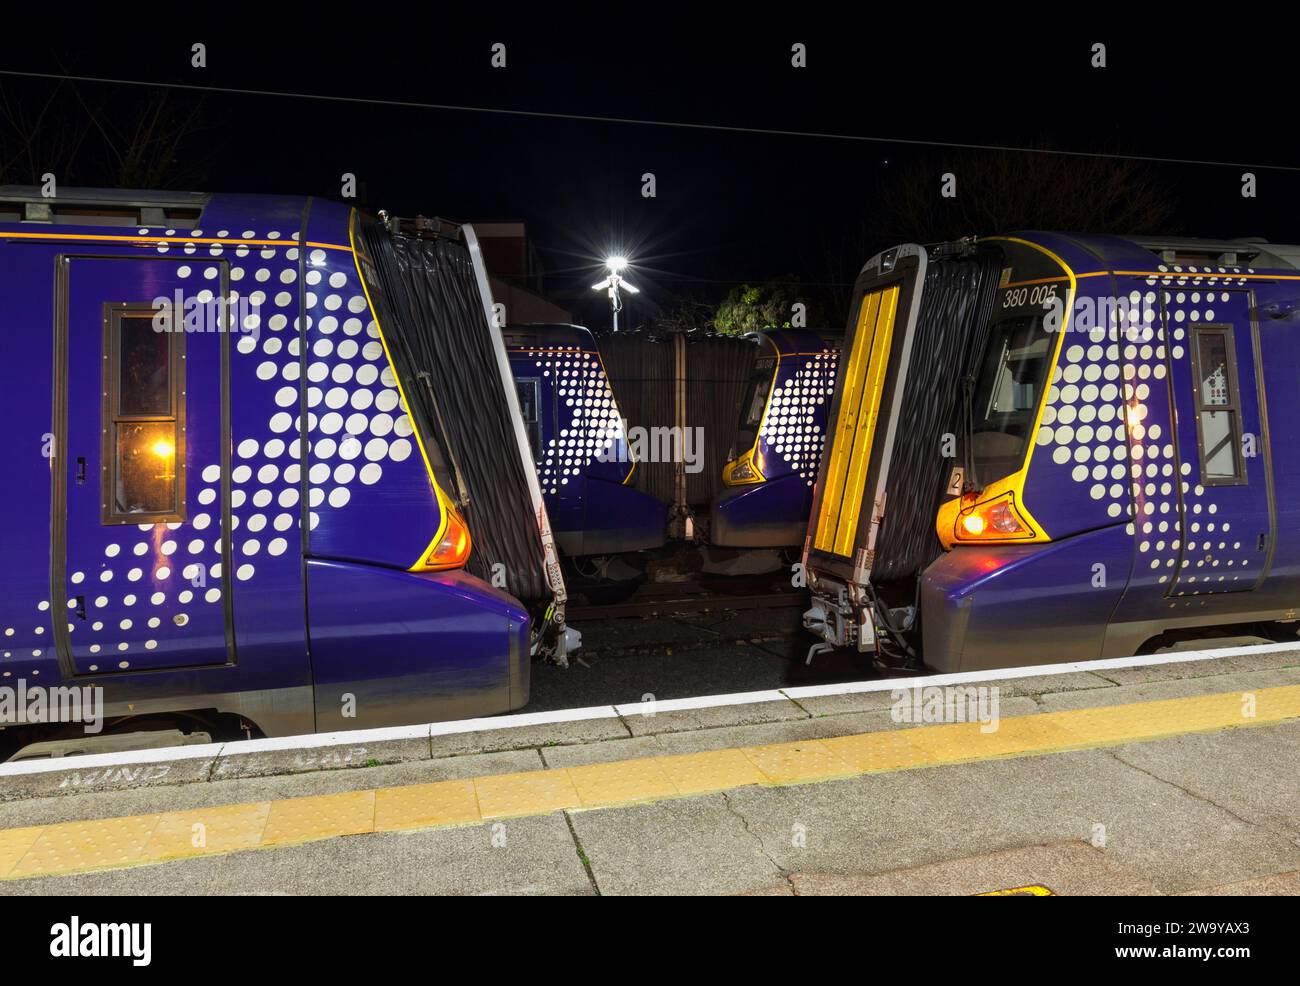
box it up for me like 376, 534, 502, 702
742, 739, 857, 784
656, 748, 766, 795
11, 814, 161, 878
143, 802, 272, 862
473, 768, 581, 820
260, 790, 376, 846
374, 779, 479, 831
567, 758, 679, 807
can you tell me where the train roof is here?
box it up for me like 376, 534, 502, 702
753, 328, 842, 354
503, 323, 597, 350
1000, 231, 1300, 276
0, 184, 310, 233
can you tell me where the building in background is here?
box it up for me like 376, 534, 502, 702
474, 221, 574, 324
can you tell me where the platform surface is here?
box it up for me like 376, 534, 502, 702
1, 643, 1298, 895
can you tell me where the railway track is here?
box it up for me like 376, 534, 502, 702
567, 580, 806, 621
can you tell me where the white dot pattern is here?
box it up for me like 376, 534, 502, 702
758, 348, 838, 485
527, 346, 623, 495
1036, 269, 1258, 597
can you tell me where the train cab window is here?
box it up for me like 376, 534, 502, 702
516, 378, 542, 461
102, 306, 185, 523
735, 356, 777, 452
1191, 326, 1245, 485
968, 313, 1053, 485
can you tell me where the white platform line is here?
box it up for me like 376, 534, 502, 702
778, 640, 1300, 699
1, 640, 1295, 778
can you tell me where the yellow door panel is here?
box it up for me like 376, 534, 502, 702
814, 284, 900, 556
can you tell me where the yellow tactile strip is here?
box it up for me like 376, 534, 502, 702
2, 684, 1298, 882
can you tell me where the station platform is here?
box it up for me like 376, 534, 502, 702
1, 642, 1298, 895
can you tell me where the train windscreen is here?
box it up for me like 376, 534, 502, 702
962, 242, 1070, 490
968, 313, 1053, 485
734, 355, 776, 454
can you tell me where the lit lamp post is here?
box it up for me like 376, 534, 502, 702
592, 255, 639, 332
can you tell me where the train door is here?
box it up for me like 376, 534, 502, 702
1163, 289, 1274, 595
55, 256, 232, 675
806, 245, 927, 590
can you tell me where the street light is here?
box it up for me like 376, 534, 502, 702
593, 255, 639, 332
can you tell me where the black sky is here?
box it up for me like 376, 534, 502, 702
4, 4, 1299, 329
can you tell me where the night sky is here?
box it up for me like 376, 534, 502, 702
4, 6, 1299, 329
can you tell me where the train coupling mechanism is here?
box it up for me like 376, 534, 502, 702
558, 626, 583, 663
802, 590, 877, 662
535, 626, 583, 668
531, 605, 583, 668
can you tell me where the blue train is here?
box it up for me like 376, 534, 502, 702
712, 330, 839, 548
803, 234, 1300, 671
0, 186, 570, 755
504, 323, 666, 559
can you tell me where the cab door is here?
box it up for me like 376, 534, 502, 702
55, 256, 232, 674
1164, 289, 1274, 595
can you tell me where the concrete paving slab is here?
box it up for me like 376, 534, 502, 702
538, 735, 666, 769
784, 690, 906, 718
211, 734, 431, 781
1092, 647, 1300, 685
1108, 721, 1300, 844
569, 793, 783, 895
796, 688, 1051, 723
0, 814, 592, 896
790, 673, 1116, 718
427, 716, 629, 758
639, 698, 1044, 761
1037, 667, 1300, 711
785, 841, 1160, 895
986, 671, 1120, 698
720, 742, 1300, 894
623, 698, 808, 737
0, 750, 219, 803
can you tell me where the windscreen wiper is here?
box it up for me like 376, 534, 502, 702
960, 373, 977, 493
417, 369, 472, 508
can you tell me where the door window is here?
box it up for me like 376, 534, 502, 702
1190, 326, 1245, 485
102, 306, 185, 523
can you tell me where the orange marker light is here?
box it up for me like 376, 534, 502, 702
961, 513, 987, 536
422, 504, 472, 571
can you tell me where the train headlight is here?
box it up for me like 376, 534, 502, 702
954, 492, 1031, 542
